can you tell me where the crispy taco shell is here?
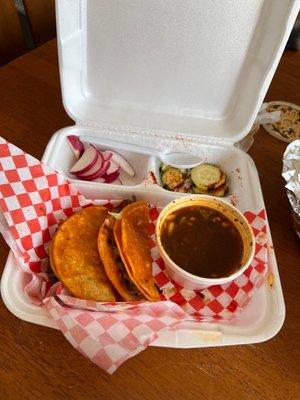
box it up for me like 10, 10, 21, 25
114, 201, 160, 302
50, 206, 116, 302
98, 215, 144, 301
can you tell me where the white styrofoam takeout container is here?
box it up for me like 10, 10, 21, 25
2, 0, 299, 347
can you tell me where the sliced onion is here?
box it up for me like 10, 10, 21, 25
70, 145, 98, 174
67, 135, 84, 159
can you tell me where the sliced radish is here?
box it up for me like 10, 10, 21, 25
106, 160, 120, 175
97, 159, 111, 177
94, 177, 106, 183
102, 170, 120, 183
75, 154, 103, 180
70, 145, 98, 174
111, 151, 135, 177
67, 135, 84, 159
99, 150, 113, 162
77, 158, 111, 181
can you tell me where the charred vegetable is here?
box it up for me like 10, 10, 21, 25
161, 166, 184, 190
191, 163, 228, 197
159, 162, 228, 197
191, 164, 222, 188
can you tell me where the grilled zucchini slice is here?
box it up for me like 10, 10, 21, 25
161, 167, 184, 190
210, 184, 228, 197
192, 185, 208, 194
214, 172, 226, 189
160, 163, 172, 173
192, 183, 228, 197
191, 163, 222, 188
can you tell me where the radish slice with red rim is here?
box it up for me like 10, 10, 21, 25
74, 154, 102, 178
75, 155, 104, 180
76, 157, 110, 181
94, 177, 106, 183
97, 159, 111, 177
67, 135, 85, 159
106, 160, 120, 175
70, 145, 98, 174
99, 150, 113, 162
110, 151, 135, 177
102, 170, 120, 183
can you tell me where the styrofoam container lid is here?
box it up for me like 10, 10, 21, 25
56, 0, 299, 142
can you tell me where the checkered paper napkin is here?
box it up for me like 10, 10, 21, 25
0, 137, 268, 373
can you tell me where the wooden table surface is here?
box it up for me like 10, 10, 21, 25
0, 40, 299, 400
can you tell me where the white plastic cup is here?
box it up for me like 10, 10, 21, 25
156, 195, 255, 290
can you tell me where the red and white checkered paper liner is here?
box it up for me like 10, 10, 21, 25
0, 137, 268, 373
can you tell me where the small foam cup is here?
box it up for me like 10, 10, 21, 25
155, 195, 255, 290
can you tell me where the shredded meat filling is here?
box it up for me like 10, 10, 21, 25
112, 244, 142, 299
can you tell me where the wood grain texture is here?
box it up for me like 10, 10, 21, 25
0, 40, 299, 400
0, 0, 27, 66
23, 0, 56, 47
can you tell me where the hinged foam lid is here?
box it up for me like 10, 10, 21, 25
56, 0, 299, 142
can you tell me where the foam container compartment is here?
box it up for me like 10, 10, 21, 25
2, 0, 298, 347
1, 128, 286, 347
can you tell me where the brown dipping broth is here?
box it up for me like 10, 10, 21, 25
160, 206, 244, 279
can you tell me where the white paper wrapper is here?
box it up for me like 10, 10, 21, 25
0, 137, 269, 373
282, 140, 300, 237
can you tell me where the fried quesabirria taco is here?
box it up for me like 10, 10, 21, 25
50, 206, 116, 301
98, 215, 144, 301
111, 201, 160, 301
